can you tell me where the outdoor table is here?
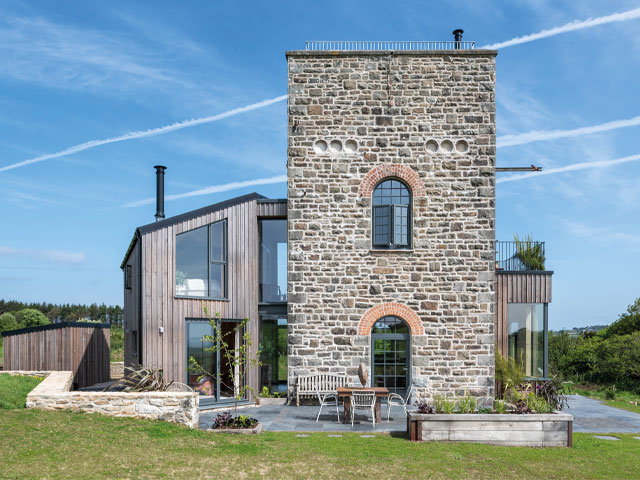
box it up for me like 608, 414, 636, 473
337, 386, 389, 424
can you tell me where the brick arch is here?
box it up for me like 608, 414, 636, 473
358, 302, 425, 336
358, 164, 427, 198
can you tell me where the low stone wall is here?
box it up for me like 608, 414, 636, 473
3, 370, 199, 429
110, 362, 125, 379
408, 412, 573, 447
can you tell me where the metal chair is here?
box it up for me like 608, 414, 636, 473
316, 389, 340, 422
350, 390, 376, 428
387, 384, 415, 421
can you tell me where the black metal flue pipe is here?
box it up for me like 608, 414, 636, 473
154, 165, 166, 221
453, 29, 464, 49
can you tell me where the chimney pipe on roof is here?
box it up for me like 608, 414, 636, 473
453, 29, 464, 49
154, 165, 166, 222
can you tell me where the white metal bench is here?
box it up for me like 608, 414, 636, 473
295, 374, 349, 406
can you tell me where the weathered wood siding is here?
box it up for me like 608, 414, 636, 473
2, 324, 111, 388
495, 271, 553, 356
140, 198, 261, 393
123, 239, 141, 369
257, 200, 287, 218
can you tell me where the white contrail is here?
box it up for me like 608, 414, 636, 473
0, 95, 287, 173
497, 115, 640, 148
123, 174, 287, 208
482, 7, 640, 49
497, 154, 640, 183
0, 246, 86, 263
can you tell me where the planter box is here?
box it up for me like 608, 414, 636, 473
208, 423, 263, 435
258, 397, 287, 406
408, 412, 573, 447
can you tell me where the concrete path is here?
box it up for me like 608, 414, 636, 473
565, 395, 640, 433
199, 404, 412, 433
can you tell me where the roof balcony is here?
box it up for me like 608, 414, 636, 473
496, 239, 546, 272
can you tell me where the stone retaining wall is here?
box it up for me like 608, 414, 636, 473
408, 412, 573, 447
3, 370, 199, 428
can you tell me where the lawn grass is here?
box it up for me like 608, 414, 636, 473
571, 384, 640, 414
0, 409, 639, 479
0, 374, 43, 409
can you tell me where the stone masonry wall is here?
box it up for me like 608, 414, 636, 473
286, 50, 497, 405
9, 371, 199, 428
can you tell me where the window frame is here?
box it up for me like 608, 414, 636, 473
371, 178, 412, 249
174, 218, 228, 301
124, 264, 132, 290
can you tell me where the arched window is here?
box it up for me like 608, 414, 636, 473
372, 179, 411, 248
372, 316, 410, 395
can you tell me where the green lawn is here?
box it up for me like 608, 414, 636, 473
0, 409, 639, 479
0, 374, 43, 409
571, 385, 640, 414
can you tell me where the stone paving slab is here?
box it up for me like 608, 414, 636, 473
199, 404, 412, 433
565, 395, 640, 433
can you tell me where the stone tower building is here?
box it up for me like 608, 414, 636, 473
286, 45, 498, 404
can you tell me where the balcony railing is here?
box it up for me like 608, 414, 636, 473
304, 41, 475, 51
496, 240, 546, 272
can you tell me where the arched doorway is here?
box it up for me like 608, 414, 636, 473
371, 316, 410, 395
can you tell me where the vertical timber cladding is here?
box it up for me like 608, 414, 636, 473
140, 198, 260, 390
286, 49, 497, 404
495, 272, 553, 357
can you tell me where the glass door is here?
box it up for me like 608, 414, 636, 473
186, 318, 245, 406
259, 314, 288, 394
371, 316, 410, 396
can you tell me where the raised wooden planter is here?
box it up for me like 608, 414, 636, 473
208, 423, 263, 435
408, 412, 573, 447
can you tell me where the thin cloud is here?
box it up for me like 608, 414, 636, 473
0, 95, 287, 173
497, 115, 640, 148
0, 246, 86, 264
123, 175, 287, 208
497, 154, 640, 184
482, 7, 640, 49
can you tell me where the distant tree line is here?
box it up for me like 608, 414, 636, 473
549, 297, 640, 392
0, 300, 123, 327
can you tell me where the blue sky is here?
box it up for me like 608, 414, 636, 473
0, 1, 639, 329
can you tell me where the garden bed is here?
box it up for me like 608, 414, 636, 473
408, 412, 573, 447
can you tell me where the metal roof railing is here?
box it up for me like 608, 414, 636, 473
304, 40, 475, 51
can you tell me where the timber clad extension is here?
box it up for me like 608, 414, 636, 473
121, 194, 286, 397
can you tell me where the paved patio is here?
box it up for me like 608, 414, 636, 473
199, 395, 640, 433
199, 403, 415, 432
565, 395, 640, 433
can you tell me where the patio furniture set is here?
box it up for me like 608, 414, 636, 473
297, 374, 414, 428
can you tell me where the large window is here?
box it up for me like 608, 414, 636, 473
259, 219, 287, 303
175, 220, 227, 299
508, 303, 548, 378
259, 315, 288, 393
372, 179, 411, 248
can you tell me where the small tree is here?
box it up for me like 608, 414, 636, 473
188, 307, 261, 419
15, 308, 49, 328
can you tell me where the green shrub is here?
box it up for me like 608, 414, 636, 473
605, 385, 617, 400
0, 312, 18, 333
495, 351, 525, 397
456, 391, 477, 414
514, 234, 545, 271
434, 395, 456, 414
14, 309, 49, 328
493, 399, 507, 414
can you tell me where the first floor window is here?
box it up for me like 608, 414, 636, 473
372, 179, 411, 248
175, 219, 227, 298
508, 303, 548, 378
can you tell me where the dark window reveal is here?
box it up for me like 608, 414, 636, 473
175, 219, 227, 299
372, 179, 411, 248
124, 264, 132, 290
132, 331, 138, 356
